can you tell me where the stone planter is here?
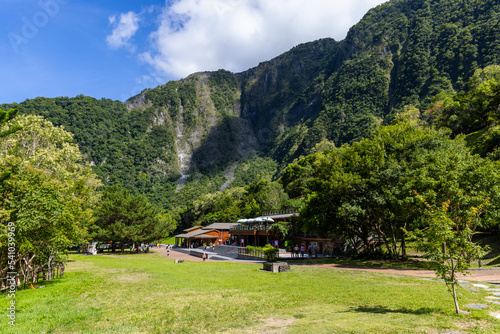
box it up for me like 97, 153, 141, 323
262, 262, 290, 273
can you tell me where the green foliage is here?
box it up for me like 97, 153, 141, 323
0, 108, 21, 183
0, 96, 180, 208
281, 120, 500, 258
269, 221, 291, 243
231, 155, 278, 188
1, 0, 499, 230
178, 179, 291, 230
406, 194, 489, 313
0, 114, 101, 285
0, 108, 22, 139
262, 244, 278, 262
268, 0, 500, 166
91, 186, 175, 247
428, 65, 500, 136
209, 70, 238, 115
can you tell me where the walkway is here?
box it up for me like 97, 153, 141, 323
154, 247, 214, 262
153, 246, 263, 263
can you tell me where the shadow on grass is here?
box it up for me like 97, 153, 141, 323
350, 305, 434, 315
17, 277, 64, 291
286, 257, 434, 270
486, 257, 500, 267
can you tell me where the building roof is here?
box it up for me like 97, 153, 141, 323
175, 228, 216, 239
183, 226, 203, 233
203, 222, 239, 230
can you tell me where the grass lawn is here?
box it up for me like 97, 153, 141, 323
1, 251, 499, 333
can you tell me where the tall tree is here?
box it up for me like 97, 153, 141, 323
407, 193, 489, 314
92, 186, 175, 251
0, 114, 101, 285
282, 118, 500, 258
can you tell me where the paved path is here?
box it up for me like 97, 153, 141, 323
153, 247, 214, 262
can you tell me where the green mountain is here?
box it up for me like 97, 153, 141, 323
3, 0, 500, 210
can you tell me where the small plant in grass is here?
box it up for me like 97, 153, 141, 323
263, 244, 278, 262
406, 191, 489, 314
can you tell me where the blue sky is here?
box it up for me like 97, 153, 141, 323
1, 0, 387, 104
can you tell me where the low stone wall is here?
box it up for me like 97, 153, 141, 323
262, 262, 290, 273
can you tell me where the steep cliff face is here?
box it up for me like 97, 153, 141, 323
123, 38, 341, 190
125, 71, 260, 191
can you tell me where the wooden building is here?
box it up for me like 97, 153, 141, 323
174, 223, 239, 248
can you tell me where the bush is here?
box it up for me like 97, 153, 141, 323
263, 244, 278, 262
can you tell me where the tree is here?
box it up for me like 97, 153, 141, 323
406, 192, 489, 314
0, 108, 21, 183
269, 221, 291, 245
0, 114, 101, 285
92, 186, 175, 251
0, 164, 89, 283
281, 119, 500, 259
0, 108, 21, 139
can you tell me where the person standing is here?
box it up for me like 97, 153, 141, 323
202, 253, 207, 261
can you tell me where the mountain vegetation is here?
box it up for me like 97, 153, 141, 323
1, 0, 499, 252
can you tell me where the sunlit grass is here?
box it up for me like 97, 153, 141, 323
1, 251, 499, 333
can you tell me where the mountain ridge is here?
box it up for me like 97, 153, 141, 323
2, 0, 500, 210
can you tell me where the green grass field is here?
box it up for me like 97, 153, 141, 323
1, 251, 499, 333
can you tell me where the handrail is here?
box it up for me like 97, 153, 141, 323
230, 224, 270, 232
238, 247, 265, 259
261, 209, 299, 216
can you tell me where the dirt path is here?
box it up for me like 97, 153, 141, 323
296, 263, 500, 284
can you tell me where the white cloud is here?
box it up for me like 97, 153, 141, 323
137, 0, 388, 79
106, 11, 140, 52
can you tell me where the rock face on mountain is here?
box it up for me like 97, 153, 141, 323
4, 0, 500, 208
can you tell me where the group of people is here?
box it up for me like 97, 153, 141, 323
290, 244, 321, 258
130, 243, 152, 253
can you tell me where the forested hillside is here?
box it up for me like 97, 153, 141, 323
2, 0, 499, 214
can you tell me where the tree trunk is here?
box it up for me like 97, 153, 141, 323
59, 263, 65, 277
390, 225, 398, 259
452, 283, 460, 314
400, 232, 407, 260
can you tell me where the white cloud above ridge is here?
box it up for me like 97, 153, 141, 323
106, 11, 140, 52
120, 0, 388, 79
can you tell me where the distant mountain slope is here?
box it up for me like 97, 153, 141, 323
3, 0, 499, 209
